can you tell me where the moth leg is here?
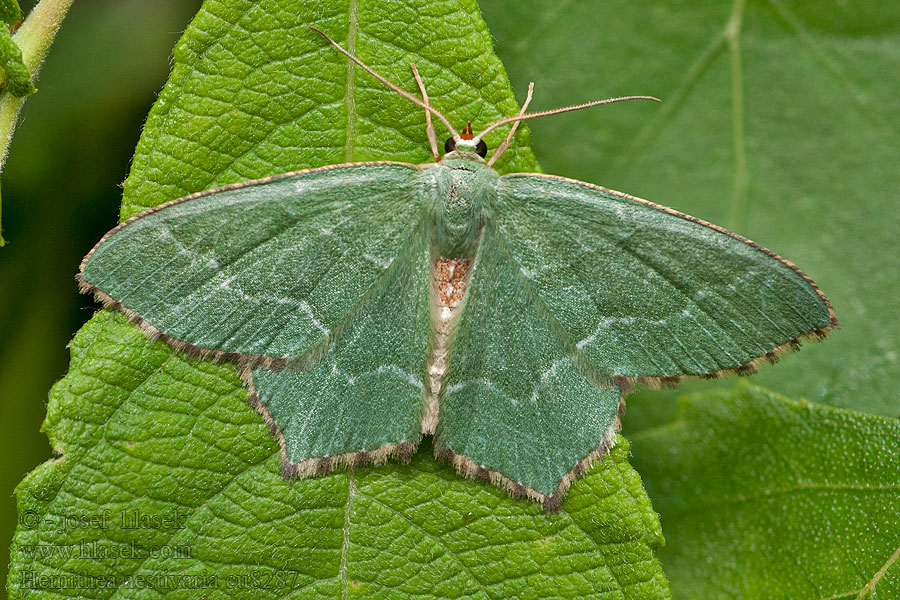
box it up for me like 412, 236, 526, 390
410, 62, 440, 162
487, 82, 534, 167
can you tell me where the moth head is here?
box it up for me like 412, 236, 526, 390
444, 122, 487, 158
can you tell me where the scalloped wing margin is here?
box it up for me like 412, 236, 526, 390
495, 173, 837, 388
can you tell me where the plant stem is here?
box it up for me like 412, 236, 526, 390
0, 0, 74, 245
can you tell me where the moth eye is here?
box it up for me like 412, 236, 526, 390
475, 139, 487, 158
444, 138, 456, 153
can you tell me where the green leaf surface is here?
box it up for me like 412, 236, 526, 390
10, 1, 670, 597
0, 0, 21, 29
481, 1, 900, 417
11, 311, 668, 599
630, 383, 900, 599
0, 27, 35, 97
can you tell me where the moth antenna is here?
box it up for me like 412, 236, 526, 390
309, 27, 460, 141
487, 82, 534, 167
410, 61, 440, 161
473, 95, 661, 144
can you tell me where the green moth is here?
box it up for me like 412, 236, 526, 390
78, 30, 837, 509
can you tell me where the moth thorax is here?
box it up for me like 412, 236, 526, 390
435, 168, 491, 257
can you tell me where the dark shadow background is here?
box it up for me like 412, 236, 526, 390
0, 0, 203, 590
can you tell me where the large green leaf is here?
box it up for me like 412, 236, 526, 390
11, 311, 668, 599
9, 1, 670, 597
482, 0, 900, 417
630, 383, 900, 599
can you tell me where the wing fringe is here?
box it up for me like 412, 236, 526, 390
240, 367, 422, 478
435, 392, 626, 512
634, 322, 836, 390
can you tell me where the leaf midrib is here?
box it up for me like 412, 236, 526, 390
343, 0, 360, 162
340, 470, 355, 600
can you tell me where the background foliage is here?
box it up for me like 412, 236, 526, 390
0, 0, 203, 591
2, 0, 897, 597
